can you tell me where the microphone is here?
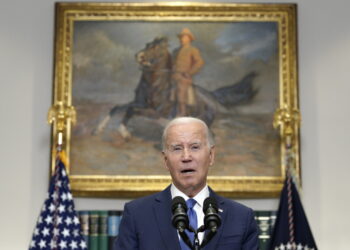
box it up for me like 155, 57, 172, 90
172, 197, 194, 249
171, 196, 189, 233
203, 197, 221, 232
200, 197, 221, 248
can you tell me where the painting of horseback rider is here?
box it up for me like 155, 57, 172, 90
94, 28, 257, 138
71, 21, 281, 177
132, 28, 207, 120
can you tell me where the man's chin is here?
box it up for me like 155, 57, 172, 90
178, 181, 204, 195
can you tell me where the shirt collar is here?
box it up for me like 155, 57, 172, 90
170, 184, 209, 208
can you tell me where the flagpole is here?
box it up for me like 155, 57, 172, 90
273, 105, 301, 250
273, 104, 301, 187
285, 154, 296, 250
48, 101, 77, 177
57, 131, 63, 152
52, 132, 63, 250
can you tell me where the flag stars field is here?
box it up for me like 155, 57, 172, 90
44, 215, 52, 224
73, 216, 80, 225
275, 244, 315, 250
38, 239, 46, 248
61, 192, 68, 201
53, 228, 60, 236
49, 240, 57, 248
59, 240, 67, 249
48, 203, 55, 212
70, 240, 78, 249
58, 204, 65, 213
65, 216, 73, 225
41, 227, 50, 237
57, 215, 63, 225
29, 152, 87, 250
80, 240, 87, 249
62, 228, 70, 237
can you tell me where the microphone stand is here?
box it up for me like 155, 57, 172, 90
179, 226, 201, 250
193, 231, 200, 250
179, 230, 194, 250
178, 223, 218, 249
197, 225, 217, 249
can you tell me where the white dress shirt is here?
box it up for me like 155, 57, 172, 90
170, 184, 210, 243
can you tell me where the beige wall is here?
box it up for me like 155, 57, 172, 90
1, 0, 349, 249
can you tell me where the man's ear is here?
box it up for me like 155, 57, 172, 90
162, 151, 170, 171
209, 146, 215, 166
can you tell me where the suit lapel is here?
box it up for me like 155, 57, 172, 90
202, 190, 228, 250
153, 186, 181, 250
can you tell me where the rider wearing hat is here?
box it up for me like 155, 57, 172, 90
172, 28, 205, 116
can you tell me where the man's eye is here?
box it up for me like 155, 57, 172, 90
191, 145, 200, 151
173, 147, 182, 151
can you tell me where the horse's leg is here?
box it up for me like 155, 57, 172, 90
121, 105, 135, 126
117, 106, 135, 139
91, 115, 111, 135
117, 123, 131, 139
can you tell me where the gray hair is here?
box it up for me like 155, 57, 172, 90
161, 117, 215, 151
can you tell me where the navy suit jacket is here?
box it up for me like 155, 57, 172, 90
113, 186, 258, 250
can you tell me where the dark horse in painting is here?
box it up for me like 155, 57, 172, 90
93, 36, 257, 138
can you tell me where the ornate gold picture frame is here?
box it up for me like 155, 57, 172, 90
49, 2, 300, 198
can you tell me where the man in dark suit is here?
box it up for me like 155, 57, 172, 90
114, 117, 258, 250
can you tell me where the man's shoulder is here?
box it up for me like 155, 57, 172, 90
124, 188, 169, 210
225, 198, 253, 212
125, 193, 157, 209
186, 45, 200, 52
175, 45, 199, 52
213, 192, 254, 214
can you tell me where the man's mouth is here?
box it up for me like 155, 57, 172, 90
181, 169, 195, 174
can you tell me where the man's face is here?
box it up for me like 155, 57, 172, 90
180, 35, 192, 46
162, 122, 215, 197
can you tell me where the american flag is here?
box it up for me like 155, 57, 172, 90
29, 151, 87, 250
269, 174, 317, 250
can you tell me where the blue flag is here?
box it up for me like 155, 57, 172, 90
29, 152, 87, 250
269, 175, 317, 250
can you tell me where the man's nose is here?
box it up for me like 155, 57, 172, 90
181, 147, 192, 161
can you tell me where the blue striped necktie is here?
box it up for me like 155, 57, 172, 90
180, 198, 198, 250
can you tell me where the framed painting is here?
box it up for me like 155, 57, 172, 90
48, 2, 300, 198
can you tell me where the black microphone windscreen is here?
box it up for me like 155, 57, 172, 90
172, 196, 187, 212
203, 197, 218, 212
